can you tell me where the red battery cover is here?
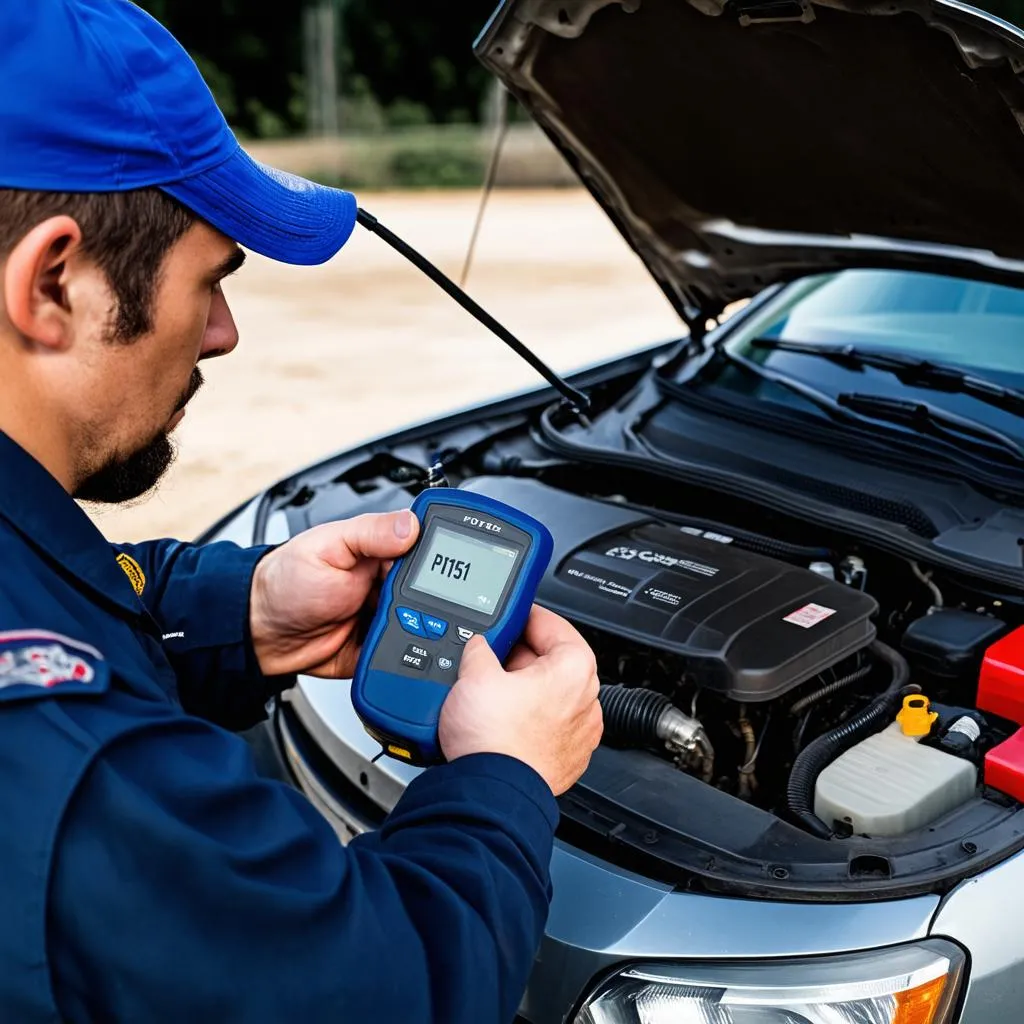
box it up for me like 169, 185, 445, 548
978, 627, 1024, 803
985, 731, 1024, 805
979, 627, 1024, 722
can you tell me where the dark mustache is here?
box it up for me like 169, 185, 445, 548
175, 367, 205, 412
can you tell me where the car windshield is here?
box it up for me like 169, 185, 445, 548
732, 269, 1024, 372
710, 269, 1024, 432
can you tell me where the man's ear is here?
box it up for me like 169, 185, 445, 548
3, 216, 83, 350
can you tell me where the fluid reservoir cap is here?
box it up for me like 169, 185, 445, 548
897, 694, 938, 737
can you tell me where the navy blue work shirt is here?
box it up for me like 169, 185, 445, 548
0, 430, 558, 1023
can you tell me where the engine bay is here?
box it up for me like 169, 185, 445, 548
465, 477, 1016, 838
259, 363, 1024, 898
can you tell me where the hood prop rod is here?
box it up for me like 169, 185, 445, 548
356, 207, 591, 419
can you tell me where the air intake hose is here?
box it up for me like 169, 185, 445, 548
786, 640, 915, 840
599, 684, 714, 778
599, 684, 674, 748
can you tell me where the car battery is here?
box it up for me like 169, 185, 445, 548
978, 627, 1024, 803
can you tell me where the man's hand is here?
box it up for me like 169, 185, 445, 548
439, 606, 603, 795
249, 510, 419, 678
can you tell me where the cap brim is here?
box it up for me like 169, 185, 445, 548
161, 146, 357, 266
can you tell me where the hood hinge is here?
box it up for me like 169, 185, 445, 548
655, 304, 719, 378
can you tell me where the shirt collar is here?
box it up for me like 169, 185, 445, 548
0, 431, 145, 617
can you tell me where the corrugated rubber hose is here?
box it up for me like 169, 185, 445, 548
598, 683, 673, 748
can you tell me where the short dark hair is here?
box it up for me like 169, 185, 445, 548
0, 188, 196, 341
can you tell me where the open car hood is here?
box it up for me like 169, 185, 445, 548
476, 0, 1024, 323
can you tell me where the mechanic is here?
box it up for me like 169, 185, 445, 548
0, 3, 603, 1022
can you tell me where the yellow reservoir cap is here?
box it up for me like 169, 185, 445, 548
897, 694, 938, 738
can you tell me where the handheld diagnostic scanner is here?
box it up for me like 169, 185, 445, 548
352, 487, 553, 766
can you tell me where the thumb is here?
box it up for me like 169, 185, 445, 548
456, 634, 501, 682
329, 510, 420, 567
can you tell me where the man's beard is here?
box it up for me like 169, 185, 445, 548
74, 367, 204, 504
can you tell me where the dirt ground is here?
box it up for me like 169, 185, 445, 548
85, 189, 683, 543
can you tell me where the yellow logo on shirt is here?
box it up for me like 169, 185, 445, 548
115, 553, 146, 596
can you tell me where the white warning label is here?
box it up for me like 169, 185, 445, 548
783, 603, 837, 629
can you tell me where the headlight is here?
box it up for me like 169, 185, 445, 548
576, 939, 965, 1024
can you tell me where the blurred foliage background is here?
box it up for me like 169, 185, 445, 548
135, 1, 497, 139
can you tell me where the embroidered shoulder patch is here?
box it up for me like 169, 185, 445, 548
0, 631, 109, 701
116, 552, 146, 596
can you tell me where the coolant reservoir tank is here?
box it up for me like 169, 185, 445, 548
814, 723, 977, 837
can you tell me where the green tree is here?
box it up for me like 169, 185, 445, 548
340, 3, 496, 126
135, 0, 306, 137
137, 1, 499, 136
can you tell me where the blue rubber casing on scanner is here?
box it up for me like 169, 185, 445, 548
351, 487, 553, 765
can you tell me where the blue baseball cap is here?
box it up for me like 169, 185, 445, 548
0, 0, 357, 265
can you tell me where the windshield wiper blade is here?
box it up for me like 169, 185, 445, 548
677, 344, 865, 425
838, 392, 1024, 464
750, 337, 1024, 416
688, 343, 1024, 467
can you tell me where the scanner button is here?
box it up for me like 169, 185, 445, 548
397, 607, 427, 637
454, 626, 475, 644
423, 615, 448, 639
401, 644, 431, 672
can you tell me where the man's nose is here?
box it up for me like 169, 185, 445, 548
199, 286, 240, 360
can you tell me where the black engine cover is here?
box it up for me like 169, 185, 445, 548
463, 477, 877, 702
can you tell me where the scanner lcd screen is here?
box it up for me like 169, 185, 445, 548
408, 524, 521, 618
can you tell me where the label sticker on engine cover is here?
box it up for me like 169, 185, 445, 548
640, 586, 684, 608
783, 603, 836, 628
561, 559, 636, 601
633, 571, 702, 611
680, 527, 734, 545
